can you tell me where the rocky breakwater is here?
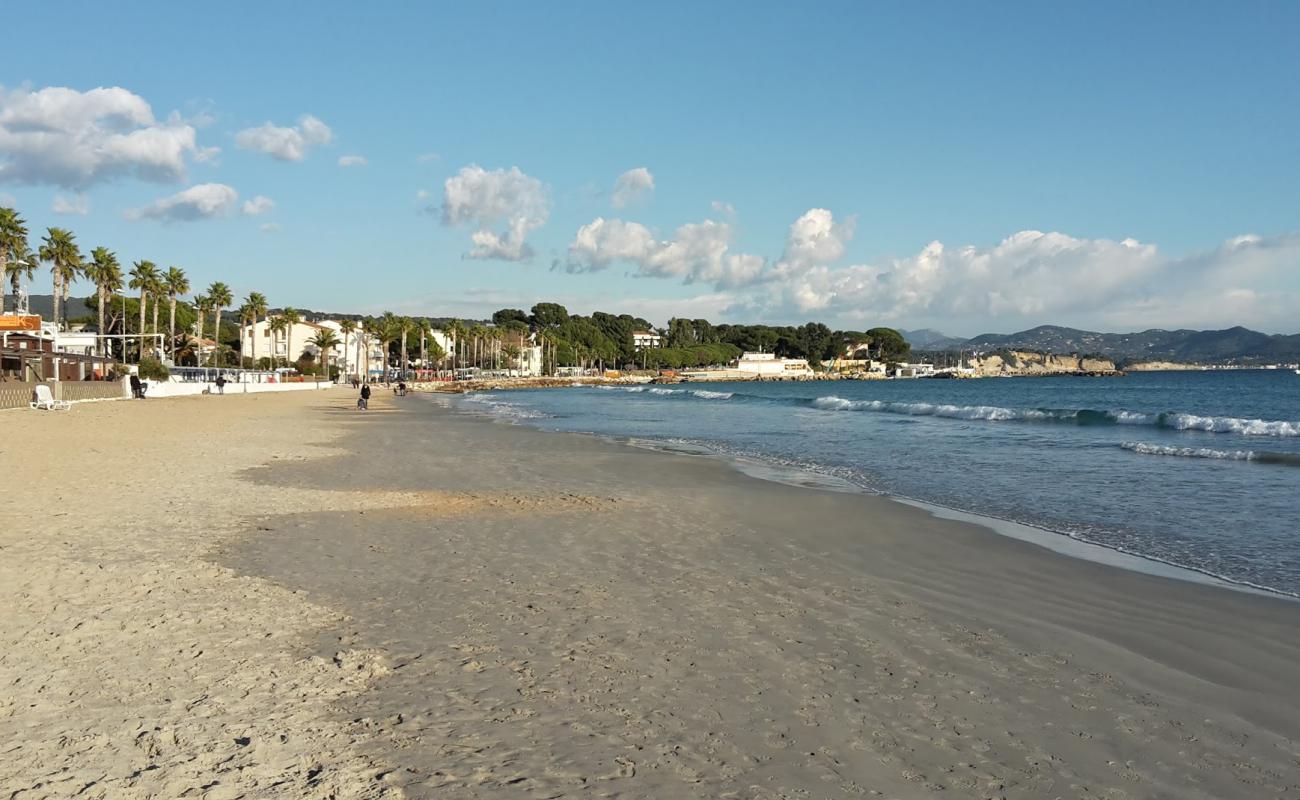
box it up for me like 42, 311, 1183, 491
971, 350, 1121, 377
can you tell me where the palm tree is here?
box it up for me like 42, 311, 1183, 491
40, 228, 83, 330
375, 312, 400, 383
430, 340, 447, 375
193, 294, 212, 366
164, 267, 190, 361
128, 260, 159, 360
237, 300, 255, 369
339, 319, 357, 379
5, 244, 38, 316
147, 270, 165, 343
244, 291, 268, 368
503, 343, 521, 374
360, 316, 375, 380
206, 281, 232, 366
85, 247, 123, 357
418, 319, 431, 375
0, 207, 29, 314
309, 328, 341, 380
398, 316, 415, 379
282, 307, 301, 369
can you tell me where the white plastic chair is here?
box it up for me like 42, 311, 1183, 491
30, 385, 72, 411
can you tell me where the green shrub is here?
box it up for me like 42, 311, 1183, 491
137, 357, 170, 381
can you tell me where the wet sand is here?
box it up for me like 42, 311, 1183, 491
232, 395, 1300, 798
4, 390, 1298, 799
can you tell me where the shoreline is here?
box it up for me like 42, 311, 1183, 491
7, 390, 1299, 798
229, 394, 1298, 796
444, 392, 1300, 601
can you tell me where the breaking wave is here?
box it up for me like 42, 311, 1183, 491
1120, 441, 1300, 466
810, 396, 1300, 436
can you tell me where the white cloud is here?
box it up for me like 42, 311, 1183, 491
125, 183, 239, 222
776, 208, 856, 276
338, 154, 367, 167
52, 193, 89, 215
777, 231, 1161, 319
415, 189, 430, 200
417, 152, 440, 164
711, 200, 736, 217
747, 229, 1300, 333
241, 195, 275, 216
442, 165, 549, 261
0, 191, 15, 206
234, 114, 332, 161
0, 85, 204, 188
611, 167, 654, 209
565, 216, 766, 288
260, 222, 281, 233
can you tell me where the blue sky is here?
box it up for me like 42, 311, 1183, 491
3, 1, 1298, 335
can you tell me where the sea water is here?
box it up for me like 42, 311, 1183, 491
453, 370, 1300, 596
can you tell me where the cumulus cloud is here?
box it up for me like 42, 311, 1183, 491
747, 229, 1300, 333
442, 165, 549, 261
52, 193, 89, 215
565, 216, 766, 288
564, 207, 858, 290
768, 231, 1161, 324
0, 85, 204, 188
611, 167, 654, 209
234, 114, 332, 161
241, 195, 275, 216
777, 208, 856, 276
338, 154, 367, 167
125, 183, 239, 222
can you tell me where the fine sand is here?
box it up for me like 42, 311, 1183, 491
3, 390, 1298, 799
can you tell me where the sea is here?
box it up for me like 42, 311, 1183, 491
449, 370, 1300, 597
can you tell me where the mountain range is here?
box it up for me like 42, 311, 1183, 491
906, 324, 1300, 364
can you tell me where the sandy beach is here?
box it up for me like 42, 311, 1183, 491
4, 391, 1298, 799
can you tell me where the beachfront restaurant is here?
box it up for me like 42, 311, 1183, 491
0, 332, 115, 382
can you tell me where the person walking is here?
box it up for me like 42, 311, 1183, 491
215, 374, 226, 395
358, 382, 371, 410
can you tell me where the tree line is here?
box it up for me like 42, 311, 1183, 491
3, 203, 909, 377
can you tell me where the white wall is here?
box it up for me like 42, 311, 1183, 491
145, 376, 338, 398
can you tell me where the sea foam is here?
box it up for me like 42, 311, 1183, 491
811, 396, 1300, 436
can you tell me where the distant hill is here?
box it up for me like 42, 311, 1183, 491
899, 328, 967, 350
24, 294, 95, 321
962, 324, 1300, 364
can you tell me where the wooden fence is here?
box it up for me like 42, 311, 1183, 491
0, 380, 128, 410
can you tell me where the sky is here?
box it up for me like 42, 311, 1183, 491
2, 0, 1298, 336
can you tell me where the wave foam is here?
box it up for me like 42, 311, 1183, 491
811, 396, 1300, 436
1120, 441, 1300, 465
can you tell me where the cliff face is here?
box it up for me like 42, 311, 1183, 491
971, 351, 1117, 376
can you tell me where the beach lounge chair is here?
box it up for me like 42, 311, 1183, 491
30, 385, 72, 411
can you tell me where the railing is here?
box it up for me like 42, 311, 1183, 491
170, 366, 303, 384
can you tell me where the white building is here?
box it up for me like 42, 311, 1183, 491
733, 351, 814, 378
892, 362, 935, 378
240, 318, 377, 376
632, 330, 663, 350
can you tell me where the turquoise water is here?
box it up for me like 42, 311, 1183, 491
453, 370, 1300, 596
